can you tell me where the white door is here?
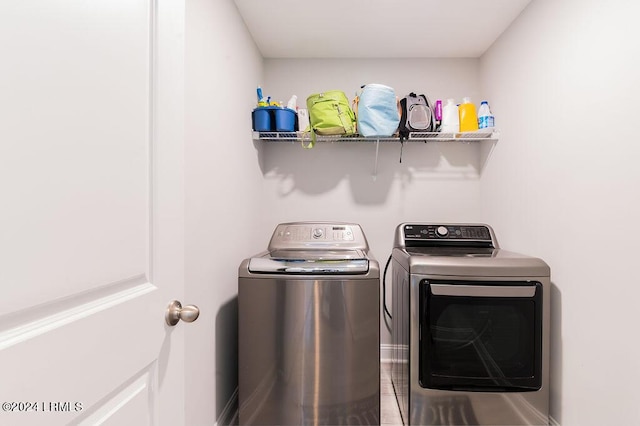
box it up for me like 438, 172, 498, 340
0, 1, 190, 425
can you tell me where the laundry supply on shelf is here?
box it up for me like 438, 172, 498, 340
459, 97, 479, 132
478, 100, 495, 129
440, 98, 460, 133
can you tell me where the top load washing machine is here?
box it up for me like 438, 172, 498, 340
238, 222, 380, 426
391, 223, 550, 426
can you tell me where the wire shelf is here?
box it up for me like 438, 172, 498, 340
253, 130, 498, 143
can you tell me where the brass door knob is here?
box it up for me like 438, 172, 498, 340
165, 300, 200, 326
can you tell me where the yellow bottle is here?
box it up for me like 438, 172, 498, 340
459, 97, 479, 132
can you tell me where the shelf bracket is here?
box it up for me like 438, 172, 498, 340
373, 139, 380, 180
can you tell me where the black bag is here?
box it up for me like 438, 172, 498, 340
398, 93, 438, 140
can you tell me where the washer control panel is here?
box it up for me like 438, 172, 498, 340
276, 225, 354, 242
403, 224, 492, 242
268, 222, 369, 252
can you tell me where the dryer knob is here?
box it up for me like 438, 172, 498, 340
436, 226, 449, 237
313, 228, 324, 239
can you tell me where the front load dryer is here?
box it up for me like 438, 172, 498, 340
391, 223, 550, 426
238, 222, 380, 426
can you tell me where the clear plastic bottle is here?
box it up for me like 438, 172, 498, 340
287, 95, 298, 110
459, 97, 479, 132
440, 98, 459, 133
477, 100, 495, 129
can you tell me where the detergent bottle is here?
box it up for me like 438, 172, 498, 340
478, 100, 495, 129
459, 97, 479, 132
440, 98, 459, 133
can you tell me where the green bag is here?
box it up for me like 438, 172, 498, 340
306, 90, 356, 138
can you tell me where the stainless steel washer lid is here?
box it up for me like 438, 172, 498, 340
248, 255, 369, 274
269, 249, 367, 260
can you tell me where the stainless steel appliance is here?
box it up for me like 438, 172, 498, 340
391, 223, 550, 425
238, 222, 380, 425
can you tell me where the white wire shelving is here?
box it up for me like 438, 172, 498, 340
252, 130, 498, 143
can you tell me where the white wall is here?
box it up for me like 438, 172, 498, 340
262, 59, 488, 346
184, 0, 264, 424
480, 0, 640, 424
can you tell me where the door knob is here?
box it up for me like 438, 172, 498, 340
165, 300, 200, 326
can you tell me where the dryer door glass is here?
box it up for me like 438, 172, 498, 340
419, 280, 542, 392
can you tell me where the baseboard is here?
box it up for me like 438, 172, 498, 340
381, 343, 394, 363
215, 387, 238, 426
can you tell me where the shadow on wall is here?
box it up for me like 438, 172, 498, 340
549, 283, 563, 425
216, 297, 239, 426
255, 141, 488, 205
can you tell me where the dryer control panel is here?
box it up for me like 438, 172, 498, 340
398, 223, 496, 248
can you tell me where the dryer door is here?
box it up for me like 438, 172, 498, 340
419, 280, 543, 392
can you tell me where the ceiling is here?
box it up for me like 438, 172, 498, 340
233, 0, 532, 59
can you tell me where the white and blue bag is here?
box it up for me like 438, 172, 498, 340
354, 84, 400, 137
